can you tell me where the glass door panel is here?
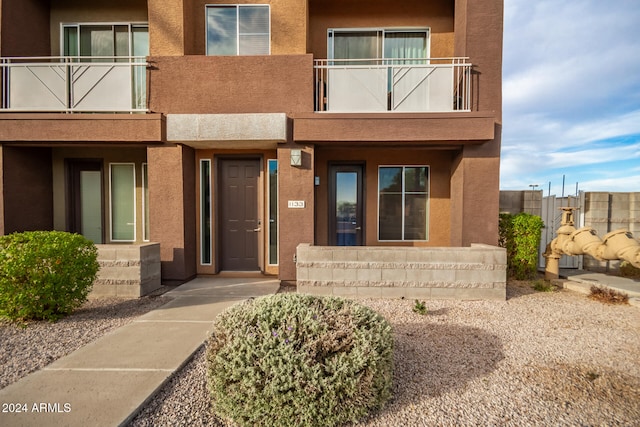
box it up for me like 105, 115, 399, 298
268, 159, 278, 264
80, 25, 113, 57
330, 164, 364, 246
383, 31, 427, 63
331, 30, 381, 64
110, 164, 135, 241
67, 160, 103, 244
336, 172, 358, 245
80, 170, 103, 244
200, 159, 212, 265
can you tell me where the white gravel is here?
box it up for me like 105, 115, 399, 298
2, 283, 638, 426
0, 295, 170, 390
129, 282, 640, 426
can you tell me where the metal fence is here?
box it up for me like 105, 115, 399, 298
314, 57, 471, 113
1, 56, 147, 113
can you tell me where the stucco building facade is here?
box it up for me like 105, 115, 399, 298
0, 0, 504, 296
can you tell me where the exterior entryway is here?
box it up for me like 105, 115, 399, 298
329, 163, 364, 245
66, 159, 104, 244
219, 158, 261, 271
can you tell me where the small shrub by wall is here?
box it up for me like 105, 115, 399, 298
206, 293, 394, 427
619, 261, 640, 279
0, 231, 99, 321
499, 213, 544, 280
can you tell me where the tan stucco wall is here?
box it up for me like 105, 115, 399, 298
185, 0, 308, 55
148, 55, 314, 114
0, 115, 165, 143
308, 0, 454, 58
51, 147, 148, 243
49, 0, 148, 56
0, 146, 53, 234
278, 143, 315, 282
148, 0, 185, 55
314, 147, 453, 247
0, 146, 4, 234
1, 0, 51, 56
449, 0, 503, 246
293, 113, 496, 143
148, 144, 197, 283
148, 0, 308, 56
450, 151, 501, 246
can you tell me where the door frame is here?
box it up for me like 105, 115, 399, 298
214, 155, 264, 272
328, 162, 365, 246
65, 158, 105, 243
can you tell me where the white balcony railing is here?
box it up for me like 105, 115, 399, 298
0, 56, 147, 113
314, 57, 471, 113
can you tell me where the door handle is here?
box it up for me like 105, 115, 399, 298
355, 226, 362, 230
253, 228, 262, 232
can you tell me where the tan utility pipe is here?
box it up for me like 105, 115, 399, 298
544, 208, 640, 279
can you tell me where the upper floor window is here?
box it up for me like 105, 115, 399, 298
62, 23, 149, 58
328, 28, 428, 62
206, 5, 270, 55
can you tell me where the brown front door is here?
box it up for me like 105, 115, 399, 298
219, 158, 261, 271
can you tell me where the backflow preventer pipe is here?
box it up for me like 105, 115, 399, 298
543, 207, 640, 279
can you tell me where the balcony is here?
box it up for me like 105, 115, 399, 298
295, 57, 496, 144
1, 56, 147, 113
314, 57, 471, 113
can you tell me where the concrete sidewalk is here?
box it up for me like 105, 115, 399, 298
559, 268, 640, 304
0, 276, 280, 427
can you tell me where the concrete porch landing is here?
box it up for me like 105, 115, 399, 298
559, 269, 640, 306
0, 276, 280, 427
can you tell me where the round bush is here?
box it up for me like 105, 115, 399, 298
0, 231, 99, 321
206, 293, 394, 427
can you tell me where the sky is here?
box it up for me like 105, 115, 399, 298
500, 0, 640, 196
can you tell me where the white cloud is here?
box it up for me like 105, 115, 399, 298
503, 0, 640, 118
578, 175, 640, 193
500, 0, 640, 194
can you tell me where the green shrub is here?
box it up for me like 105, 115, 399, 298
206, 293, 394, 427
412, 299, 427, 315
499, 213, 544, 280
532, 279, 555, 292
0, 231, 99, 321
619, 261, 640, 279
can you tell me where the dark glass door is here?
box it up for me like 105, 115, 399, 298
329, 164, 364, 246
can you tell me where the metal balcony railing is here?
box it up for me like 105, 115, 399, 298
314, 57, 471, 113
0, 56, 148, 113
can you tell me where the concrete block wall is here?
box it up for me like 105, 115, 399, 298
296, 244, 506, 300
91, 243, 162, 298
499, 190, 543, 216
583, 192, 640, 272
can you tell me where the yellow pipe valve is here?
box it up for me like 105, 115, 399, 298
563, 227, 604, 258
597, 229, 640, 267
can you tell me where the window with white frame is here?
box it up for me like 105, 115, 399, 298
378, 166, 429, 241
328, 28, 429, 62
206, 5, 270, 55
62, 23, 149, 110
62, 23, 149, 58
110, 163, 136, 242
